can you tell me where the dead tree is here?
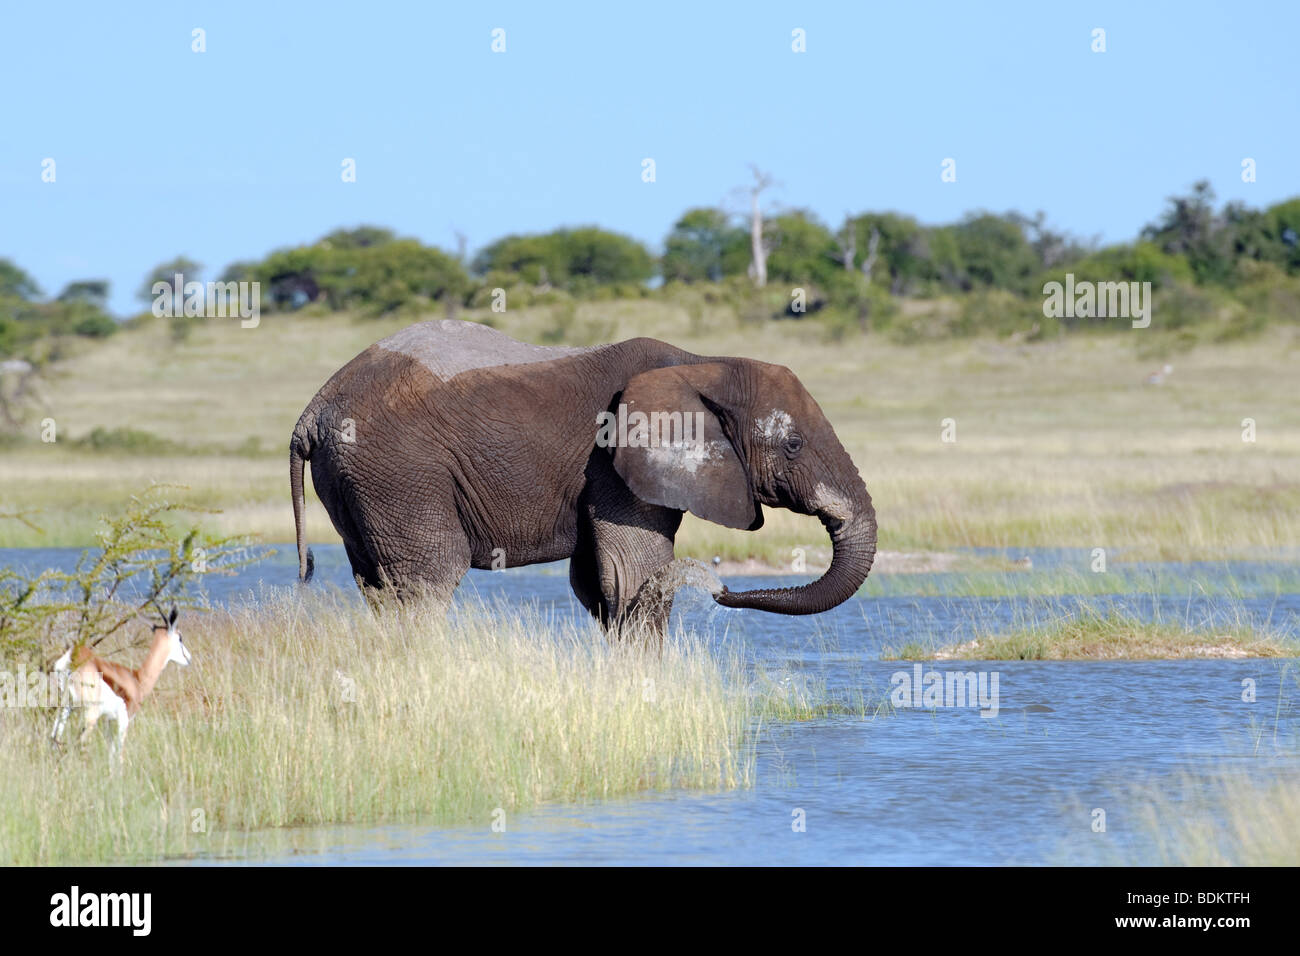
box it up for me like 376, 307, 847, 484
0, 359, 42, 433
860, 226, 880, 283
831, 217, 881, 283
747, 165, 774, 288
447, 229, 469, 320
832, 216, 857, 272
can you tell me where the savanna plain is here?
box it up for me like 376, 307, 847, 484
1, 300, 1298, 864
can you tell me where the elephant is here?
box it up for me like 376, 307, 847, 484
290, 319, 876, 632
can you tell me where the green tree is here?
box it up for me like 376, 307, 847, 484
950, 213, 1041, 293
844, 212, 933, 293
473, 227, 655, 289
137, 256, 202, 303
924, 224, 966, 291
57, 279, 110, 309
661, 208, 750, 282
1264, 198, 1300, 273
472, 233, 561, 285
256, 246, 331, 309
1226, 198, 1300, 275
1011, 211, 1089, 270
1058, 241, 1192, 290
217, 260, 259, 284
0, 259, 42, 300
319, 225, 398, 250
764, 210, 840, 286
1141, 181, 1232, 285
329, 240, 468, 312
56, 281, 118, 338
254, 235, 467, 313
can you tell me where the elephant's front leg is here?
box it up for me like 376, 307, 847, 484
572, 450, 682, 637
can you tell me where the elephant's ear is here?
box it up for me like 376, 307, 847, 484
608, 363, 757, 530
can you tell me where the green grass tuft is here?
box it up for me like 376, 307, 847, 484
885, 608, 1297, 661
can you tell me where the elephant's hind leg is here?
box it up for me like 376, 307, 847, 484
368, 522, 472, 612
344, 540, 383, 590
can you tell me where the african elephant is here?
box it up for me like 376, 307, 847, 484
290, 319, 876, 631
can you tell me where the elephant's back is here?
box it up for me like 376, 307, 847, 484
373, 319, 604, 384
296, 319, 611, 458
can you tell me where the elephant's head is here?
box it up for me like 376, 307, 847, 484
609, 359, 876, 615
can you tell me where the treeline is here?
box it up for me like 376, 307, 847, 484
0, 265, 117, 359
3, 180, 1299, 358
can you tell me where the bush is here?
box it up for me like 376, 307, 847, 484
254, 232, 468, 315
1053, 241, 1193, 292
467, 280, 571, 311
538, 302, 615, 346
956, 289, 1045, 338
764, 211, 842, 287
1233, 261, 1300, 330
661, 208, 750, 282
1153, 282, 1225, 330
0, 487, 258, 664
950, 213, 1043, 294
0, 292, 118, 352
473, 227, 655, 290
72, 313, 118, 338
76, 427, 179, 454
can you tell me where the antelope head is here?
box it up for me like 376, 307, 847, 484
159, 605, 191, 667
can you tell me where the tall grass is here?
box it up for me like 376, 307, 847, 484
1128, 773, 1300, 865
1128, 665, 1300, 864
0, 594, 756, 864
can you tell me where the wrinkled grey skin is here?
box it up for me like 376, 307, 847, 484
291, 320, 876, 632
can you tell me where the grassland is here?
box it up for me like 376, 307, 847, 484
2, 299, 1298, 565
0, 594, 764, 865
4, 299, 1295, 863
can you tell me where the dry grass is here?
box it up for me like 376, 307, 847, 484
1131, 773, 1300, 865
2, 302, 1298, 562
0, 593, 755, 864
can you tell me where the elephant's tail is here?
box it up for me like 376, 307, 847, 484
290, 432, 314, 584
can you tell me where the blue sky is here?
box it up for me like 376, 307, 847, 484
2, 0, 1296, 315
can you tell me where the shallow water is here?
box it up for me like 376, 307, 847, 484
5, 545, 1299, 865
193, 656, 1300, 866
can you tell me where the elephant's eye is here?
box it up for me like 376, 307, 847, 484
782, 434, 804, 457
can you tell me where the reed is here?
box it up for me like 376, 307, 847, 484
0, 592, 758, 864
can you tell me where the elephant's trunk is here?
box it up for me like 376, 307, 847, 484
713, 490, 876, 615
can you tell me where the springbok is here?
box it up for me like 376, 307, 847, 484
51, 606, 191, 763
1145, 363, 1174, 386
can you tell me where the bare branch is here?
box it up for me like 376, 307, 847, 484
861, 226, 880, 282
746, 165, 776, 288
